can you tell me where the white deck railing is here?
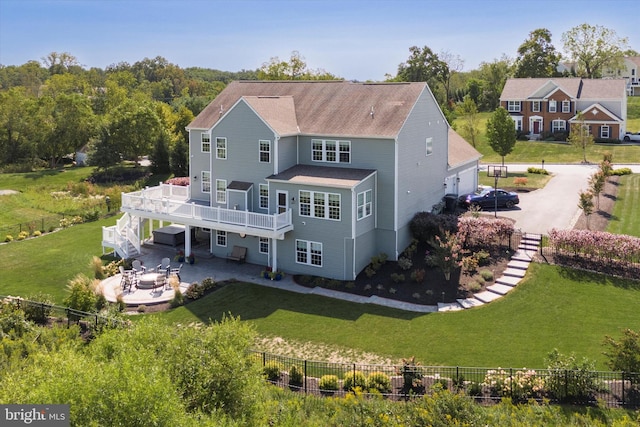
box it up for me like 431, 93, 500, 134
120, 184, 292, 232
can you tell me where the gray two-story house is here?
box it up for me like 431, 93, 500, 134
103, 81, 480, 280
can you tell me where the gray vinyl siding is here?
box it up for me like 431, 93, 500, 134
354, 229, 376, 278
209, 234, 268, 266
277, 135, 298, 174
188, 129, 211, 203
395, 88, 449, 253
272, 181, 353, 280
210, 100, 277, 208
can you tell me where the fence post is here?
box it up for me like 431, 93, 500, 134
304, 360, 307, 395
621, 372, 625, 408
510, 368, 513, 400
353, 363, 356, 389
564, 369, 569, 402
262, 352, 266, 368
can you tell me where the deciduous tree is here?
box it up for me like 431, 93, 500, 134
455, 96, 481, 147
514, 28, 561, 78
577, 190, 594, 229
568, 111, 594, 163
486, 107, 516, 165
561, 23, 629, 78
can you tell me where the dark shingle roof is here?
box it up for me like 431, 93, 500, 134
188, 81, 429, 138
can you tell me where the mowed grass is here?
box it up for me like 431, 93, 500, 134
453, 110, 640, 164
154, 263, 640, 369
607, 174, 640, 236
0, 218, 116, 302
479, 170, 553, 189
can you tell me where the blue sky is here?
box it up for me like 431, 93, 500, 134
1, 0, 638, 81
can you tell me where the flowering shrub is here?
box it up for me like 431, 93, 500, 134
513, 177, 528, 187
482, 368, 546, 403
548, 229, 640, 265
165, 177, 190, 186
457, 216, 515, 250
59, 216, 83, 228
426, 230, 465, 278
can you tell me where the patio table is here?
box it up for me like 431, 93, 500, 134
137, 272, 165, 289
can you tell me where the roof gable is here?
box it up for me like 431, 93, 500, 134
242, 96, 299, 136
188, 81, 429, 138
448, 128, 482, 168
501, 77, 625, 102
572, 103, 623, 122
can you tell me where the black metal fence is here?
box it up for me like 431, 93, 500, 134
0, 214, 66, 238
1, 295, 128, 331
251, 350, 640, 408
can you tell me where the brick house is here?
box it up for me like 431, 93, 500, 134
500, 77, 627, 140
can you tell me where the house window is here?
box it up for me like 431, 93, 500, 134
259, 237, 269, 254
216, 179, 226, 204
216, 137, 227, 159
511, 116, 522, 132
201, 133, 211, 153
299, 190, 340, 221
311, 139, 351, 163
425, 137, 433, 156
532, 101, 541, 112
548, 100, 557, 113
507, 101, 521, 112
357, 190, 372, 220
296, 239, 322, 266
562, 100, 571, 113
201, 171, 211, 193
259, 184, 269, 209
216, 230, 227, 247
600, 126, 610, 138
552, 120, 566, 133
259, 140, 271, 163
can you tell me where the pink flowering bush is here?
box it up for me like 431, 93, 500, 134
165, 177, 190, 186
457, 216, 515, 250
548, 229, 640, 264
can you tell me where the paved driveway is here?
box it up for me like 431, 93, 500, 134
485, 163, 640, 235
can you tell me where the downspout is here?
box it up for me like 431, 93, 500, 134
393, 137, 399, 259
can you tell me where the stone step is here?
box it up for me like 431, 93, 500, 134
487, 283, 516, 295
502, 267, 526, 278
474, 290, 502, 303
512, 250, 534, 262
507, 259, 531, 270
519, 242, 539, 250
496, 275, 521, 286
457, 298, 484, 309
438, 302, 464, 312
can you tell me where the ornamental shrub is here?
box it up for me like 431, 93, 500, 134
23, 293, 55, 325
185, 282, 204, 299
612, 167, 632, 175
4, 235, 13, 242
397, 256, 413, 271
480, 269, 494, 281
319, 375, 339, 392
368, 371, 392, 394
410, 212, 458, 243
390, 273, 405, 283
263, 361, 282, 382
411, 268, 426, 283
545, 349, 600, 404
288, 365, 304, 388
343, 370, 367, 392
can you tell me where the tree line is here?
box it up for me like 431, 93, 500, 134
0, 23, 634, 172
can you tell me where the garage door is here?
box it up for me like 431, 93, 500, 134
457, 167, 478, 195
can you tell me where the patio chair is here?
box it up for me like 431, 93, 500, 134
156, 257, 171, 278
132, 260, 146, 274
119, 266, 137, 292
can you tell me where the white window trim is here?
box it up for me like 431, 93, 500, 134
215, 137, 227, 160
259, 237, 269, 255
548, 100, 557, 113
511, 116, 523, 131
296, 239, 322, 267
311, 139, 351, 163
216, 230, 227, 247
562, 100, 571, 113
201, 171, 211, 193
552, 119, 566, 132
216, 179, 227, 204
357, 189, 372, 220
600, 126, 610, 138
201, 133, 211, 153
507, 101, 521, 112
259, 139, 271, 163
425, 137, 433, 156
532, 101, 540, 112
259, 183, 269, 210
299, 190, 341, 221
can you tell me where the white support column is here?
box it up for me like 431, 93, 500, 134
185, 225, 192, 257
271, 237, 277, 271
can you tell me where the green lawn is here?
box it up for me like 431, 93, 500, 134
453, 110, 640, 164
154, 263, 640, 370
478, 170, 553, 189
607, 174, 640, 236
